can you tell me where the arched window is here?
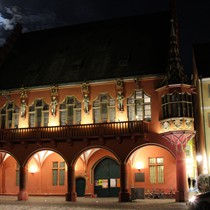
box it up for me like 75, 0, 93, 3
29, 99, 49, 127
0, 101, 19, 129
161, 92, 193, 119
127, 90, 151, 121
93, 93, 116, 123
59, 96, 81, 125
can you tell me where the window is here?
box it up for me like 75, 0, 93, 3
0, 101, 19, 129
52, 161, 65, 186
59, 96, 81, 125
161, 92, 193, 119
29, 99, 49, 127
149, 157, 164, 184
93, 93, 116, 123
127, 90, 151, 121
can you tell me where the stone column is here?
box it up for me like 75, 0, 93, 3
175, 150, 188, 202
119, 163, 130, 202
18, 165, 28, 201
66, 164, 77, 201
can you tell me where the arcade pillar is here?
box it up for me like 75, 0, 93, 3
175, 150, 188, 202
119, 163, 130, 202
18, 165, 28, 201
66, 164, 77, 202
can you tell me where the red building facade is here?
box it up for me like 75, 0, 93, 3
0, 12, 195, 202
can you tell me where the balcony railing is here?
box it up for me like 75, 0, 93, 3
0, 121, 148, 143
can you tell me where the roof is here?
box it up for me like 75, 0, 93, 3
193, 42, 210, 78
0, 12, 170, 90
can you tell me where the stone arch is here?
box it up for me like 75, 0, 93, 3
0, 150, 20, 194
125, 143, 177, 197
72, 146, 121, 198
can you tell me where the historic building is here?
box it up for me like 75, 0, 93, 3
193, 42, 210, 175
0, 10, 196, 202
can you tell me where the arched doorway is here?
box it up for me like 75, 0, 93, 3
76, 177, 86, 197
94, 158, 120, 197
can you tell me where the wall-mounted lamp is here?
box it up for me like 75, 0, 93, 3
135, 161, 143, 171
29, 165, 38, 174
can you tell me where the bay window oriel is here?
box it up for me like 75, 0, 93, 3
161, 92, 193, 119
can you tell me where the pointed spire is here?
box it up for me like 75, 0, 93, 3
162, 0, 190, 86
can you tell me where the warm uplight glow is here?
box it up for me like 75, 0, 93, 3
135, 161, 144, 171
48, 118, 59, 126
29, 164, 38, 174
196, 155, 203, 163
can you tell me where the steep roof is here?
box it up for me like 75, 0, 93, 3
193, 42, 210, 78
0, 12, 170, 90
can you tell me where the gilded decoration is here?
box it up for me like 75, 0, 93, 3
20, 87, 27, 118
173, 119, 183, 129
186, 119, 193, 128
50, 85, 58, 116
81, 83, 90, 113
116, 79, 124, 111
161, 121, 170, 130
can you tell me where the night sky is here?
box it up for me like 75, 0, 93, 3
0, 0, 210, 74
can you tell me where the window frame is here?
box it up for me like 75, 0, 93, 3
59, 96, 81, 125
127, 89, 151, 121
28, 99, 49, 128
92, 93, 116, 123
148, 157, 164, 184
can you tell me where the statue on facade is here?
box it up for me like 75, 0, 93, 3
116, 79, 124, 111
20, 87, 27, 118
81, 83, 90, 113
50, 85, 58, 116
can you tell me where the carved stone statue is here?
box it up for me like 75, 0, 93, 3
50, 85, 58, 116
20, 87, 27, 118
116, 79, 124, 111
50, 96, 58, 116
117, 91, 124, 111
81, 83, 90, 113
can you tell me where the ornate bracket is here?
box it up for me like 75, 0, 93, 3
50, 85, 58, 116
20, 87, 27, 118
81, 83, 90, 113
116, 79, 124, 111
162, 131, 195, 152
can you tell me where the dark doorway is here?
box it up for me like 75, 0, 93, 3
94, 158, 120, 197
76, 177, 86, 197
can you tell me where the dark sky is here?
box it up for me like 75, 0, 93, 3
0, 0, 210, 74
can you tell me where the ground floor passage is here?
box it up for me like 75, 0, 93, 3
0, 145, 178, 199
0, 196, 187, 210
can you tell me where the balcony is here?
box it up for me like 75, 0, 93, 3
0, 121, 149, 144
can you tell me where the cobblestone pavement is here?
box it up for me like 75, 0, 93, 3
0, 196, 188, 210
